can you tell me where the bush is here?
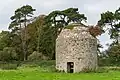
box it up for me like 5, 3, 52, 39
28, 51, 49, 61
0, 63, 18, 70
0, 47, 18, 62
98, 56, 120, 66
18, 60, 56, 72
37, 60, 56, 72
80, 67, 108, 73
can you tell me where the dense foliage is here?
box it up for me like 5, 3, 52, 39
0, 6, 89, 61
1, 5, 120, 65
97, 7, 120, 65
98, 7, 120, 44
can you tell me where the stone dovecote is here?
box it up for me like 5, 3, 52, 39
56, 24, 98, 73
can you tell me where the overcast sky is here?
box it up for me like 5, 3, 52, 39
0, 0, 120, 51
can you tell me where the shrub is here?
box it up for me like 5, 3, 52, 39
19, 60, 56, 72
0, 63, 18, 70
81, 67, 108, 73
82, 67, 95, 73
0, 47, 18, 62
37, 60, 55, 72
88, 26, 103, 37
28, 51, 49, 61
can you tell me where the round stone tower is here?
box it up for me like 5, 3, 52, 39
56, 24, 98, 73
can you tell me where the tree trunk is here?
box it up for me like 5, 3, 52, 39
20, 23, 25, 61
23, 15, 27, 61
37, 26, 40, 53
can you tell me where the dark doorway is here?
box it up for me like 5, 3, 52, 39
67, 62, 74, 73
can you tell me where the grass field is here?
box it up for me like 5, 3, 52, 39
0, 67, 120, 80
0, 61, 120, 80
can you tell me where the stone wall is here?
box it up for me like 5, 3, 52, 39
56, 24, 98, 73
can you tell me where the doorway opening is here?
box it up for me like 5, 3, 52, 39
67, 62, 74, 73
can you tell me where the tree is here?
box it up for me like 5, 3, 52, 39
45, 8, 87, 59
45, 8, 87, 37
9, 5, 36, 61
98, 8, 120, 44
0, 47, 18, 61
25, 15, 45, 57
0, 31, 12, 50
20, 5, 36, 60
26, 15, 54, 59
34, 15, 46, 53
7, 7, 87, 60
106, 44, 120, 64
9, 7, 25, 61
0, 31, 19, 61
98, 8, 120, 64
9, 8, 22, 32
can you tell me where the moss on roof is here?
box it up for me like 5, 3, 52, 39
64, 23, 87, 30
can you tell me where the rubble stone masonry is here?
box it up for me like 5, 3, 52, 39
56, 24, 98, 73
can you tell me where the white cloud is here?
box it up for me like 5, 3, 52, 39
0, 0, 14, 11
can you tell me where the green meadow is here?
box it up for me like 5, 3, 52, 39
0, 67, 120, 80
0, 61, 120, 80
